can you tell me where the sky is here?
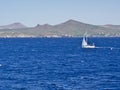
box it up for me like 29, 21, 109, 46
0, 0, 120, 26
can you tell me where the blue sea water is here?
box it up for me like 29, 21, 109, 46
0, 37, 120, 90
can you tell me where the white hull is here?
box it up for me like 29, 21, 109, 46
82, 45, 95, 48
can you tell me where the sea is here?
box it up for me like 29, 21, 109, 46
0, 37, 120, 90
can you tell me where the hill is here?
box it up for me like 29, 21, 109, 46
0, 20, 120, 37
0, 23, 27, 29
101, 24, 120, 29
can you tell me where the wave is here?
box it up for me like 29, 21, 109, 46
95, 47, 120, 50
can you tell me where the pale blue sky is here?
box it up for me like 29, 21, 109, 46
0, 0, 120, 26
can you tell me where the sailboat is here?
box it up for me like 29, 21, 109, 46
82, 36, 95, 48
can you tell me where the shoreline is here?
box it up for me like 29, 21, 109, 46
0, 36, 120, 38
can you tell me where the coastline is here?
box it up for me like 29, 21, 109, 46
0, 35, 120, 38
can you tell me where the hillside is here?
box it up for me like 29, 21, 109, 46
101, 24, 120, 29
0, 23, 27, 29
0, 20, 120, 37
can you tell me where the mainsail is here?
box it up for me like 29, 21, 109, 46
82, 37, 87, 46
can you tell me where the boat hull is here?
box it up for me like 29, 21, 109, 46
82, 45, 95, 48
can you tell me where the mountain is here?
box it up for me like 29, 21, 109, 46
0, 22, 27, 29
53, 20, 107, 36
0, 20, 120, 37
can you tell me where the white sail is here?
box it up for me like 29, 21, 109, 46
82, 37, 87, 46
